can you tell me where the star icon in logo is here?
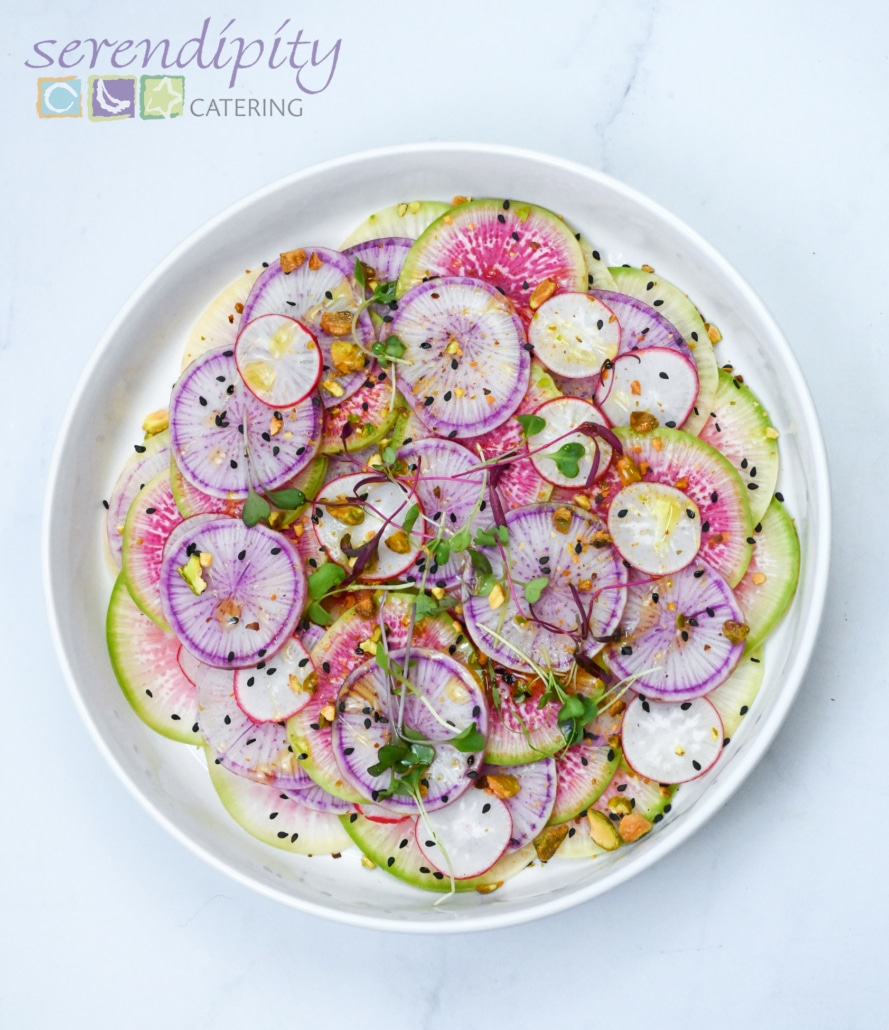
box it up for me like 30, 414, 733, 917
140, 76, 185, 119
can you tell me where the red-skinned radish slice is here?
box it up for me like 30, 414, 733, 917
235, 314, 322, 408
479, 758, 557, 850
415, 789, 512, 879
233, 635, 317, 723
529, 396, 613, 488
529, 292, 620, 378
595, 347, 699, 430
621, 694, 724, 783
608, 481, 702, 576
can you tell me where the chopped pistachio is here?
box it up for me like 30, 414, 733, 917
618, 813, 653, 843
477, 772, 521, 799
722, 619, 750, 645
360, 855, 377, 870
321, 379, 345, 398
629, 410, 659, 434
487, 583, 506, 609
474, 881, 503, 895
552, 506, 573, 534
141, 408, 169, 436
308, 251, 323, 271
529, 278, 557, 310
706, 322, 723, 344
385, 529, 411, 554
177, 553, 207, 595
198, 551, 213, 568
587, 810, 622, 851
533, 824, 570, 863
279, 248, 307, 273
328, 503, 365, 526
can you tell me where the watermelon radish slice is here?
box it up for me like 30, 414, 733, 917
121, 469, 183, 629
397, 198, 587, 324
331, 647, 486, 815
733, 497, 800, 652
621, 694, 723, 783
233, 634, 316, 723
698, 366, 780, 525
605, 560, 746, 701
549, 736, 621, 824
479, 758, 557, 850
105, 430, 171, 569
607, 481, 702, 576
529, 396, 613, 487
484, 670, 564, 764
235, 314, 322, 408
181, 267, 261, 371
159, 516, 306, 669
388, 277, 530, 438
340, 200, 451, 248
707, 649, 764, 741
415, 790, 512, 878
312, 472, 424, 581
240, 247, 374, 407
169, 345, 322, 500
528, 292, 620, 378
595, 347, 699, 430
106, 575, 200, 743
320, 375, 399, 455
592, 758, 676, 826
206, 753, 353, 855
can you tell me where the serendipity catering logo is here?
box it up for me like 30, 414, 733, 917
30, 17, 341, 121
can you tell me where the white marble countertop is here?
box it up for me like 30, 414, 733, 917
3, 1, 887, 1026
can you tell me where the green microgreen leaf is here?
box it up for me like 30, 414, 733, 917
468, 548, 493, 575
433, 539, 450, 566
449, 526, 471, 552
475, 572, 498, 597
242, 488, 271, 528
401, 503, 420, 535
366, 743, 408, 776
353, 258, 366, 288
546, 441, 586, 480
381, 445, 398, 466
306, 601, 334, 626
449, 722, 486, 753
372, 281, 397, 306
474, 528, 498, 547
523, 576, 549, 604
384, 335, 405, 360
266, 487, 306, 510
307, 562, 347, 600
517, 413, 546, 439
374, 639, 391, 675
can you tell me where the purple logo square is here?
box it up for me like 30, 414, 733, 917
88, 76, 136, 120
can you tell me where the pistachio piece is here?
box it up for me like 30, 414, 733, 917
616, 454, 643, 485
321, 311, 357, 338
279, 248, 307, 273
722, 619, 750, 645
533, 824, 570, 863
552, 506, 573, 534
328, 503, 365, 526
474, 881, 503, 895
329, 339, 366, 371
587, 810, 622, 851
477, 773, 521, 799
141, 408, 169, 436
629, 410, 660, 433
177, 553, 207, 595
618, 812, 653, 843
529, 278, 557, 310
385, 529, 411, 554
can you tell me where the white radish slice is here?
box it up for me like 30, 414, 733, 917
608, 481, 702, 576
312, 472, 424, 582
235, 314, 322, 408
529, 396, 613, 487
621, 694, 724, 783
480, 759, 557, 851
528, 292, 620, 378
233, 635, 317, 723
595, 347, 699, 429
415, 789, 513, 879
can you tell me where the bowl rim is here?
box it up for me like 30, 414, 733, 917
42, 141, 832, 933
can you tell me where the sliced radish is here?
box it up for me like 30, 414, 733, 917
484, 670, 564, 764
608, 481, 702, 576
233, 635, 316, 723
529, 396, 613, 487
549, 737, 621, 824
529, 292, 620, 378
595, 347, 699, 429
591, 289, 692, 359
415, 789, 512, 879
479, 758, 557, 850
621, 694, 724, 783
105, 430, 171, 568
342, 237, 412, 318
235, 314, 322, 408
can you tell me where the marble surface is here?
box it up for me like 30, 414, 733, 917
2, 1, 886, 1026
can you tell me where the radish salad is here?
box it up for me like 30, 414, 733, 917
104, 195, 800, 896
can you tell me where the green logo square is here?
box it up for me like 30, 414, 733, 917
140, 76, 185, 119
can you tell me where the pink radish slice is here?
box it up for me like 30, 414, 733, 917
159, 516, 306, 669
591, 289, 693, 361
529, 396, 613, 487
240, 247, 374, 408
484, 671, 565, 764
235, 314, 322, 408
480, 759, 557, 850
169, 346, 322, 500
528, 292, 620, 378
608, 481, 702, 576
415, 789, 512, 879
233, 635, 316, 723
331, 647, 487, 815
312, 472, 424, 582
388, 277, 530, 438
606, 560, 745, 701
621, 694, 724, 783
105, 431, 171, 568
594, 347, 699, 429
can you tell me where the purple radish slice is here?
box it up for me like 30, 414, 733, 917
106, 575, 200, 743
342, 237, 413, 320
286, 781, 355, 815
160, 515, 306, 669
240, 247, 374, 408
528, 292, 620, 378
320, 373, 399, 455
606, 559, 746, 701
529, 396, 613, 487
169, 345, 322, 500
484, 670, 564, 764
312, 472, 424, 582
415, 790, 512, 878
591, 426, 753, 587
591, 289, 693, 360
233, 634, 316, 723
608, 481, 702, 576
105, 429, 171, 568
479, 758, 557, 851
234, 314, 322, 408
621, 694, 723, 783
388, 277, 530, 438
595, 347, 699, 430
592, 758, 676, 826
397, 198, 587, 325
331, 647, 487, 815
121, 469, 183, 630
191, 657, 314, 791
549, 736, 621, 824
462, 503, 627, 675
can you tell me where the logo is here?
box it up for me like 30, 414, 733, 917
37, 77, 82, 118
140, 75, 185, 119
88, 76, 136, 120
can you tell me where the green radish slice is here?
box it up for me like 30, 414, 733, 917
621, 695, 724, 783
105, 430, 171, 569
577, 235, 617, 292
340, 812, 535, 893
554, 815, 615, 859
707, 650, 765, 740
181, 267, 261, 371
529, 396, 612, 487
321, 377, 400, 454
548, 737, 621, 824
592, 759, 677, 829
607, 481, 702, 576
339, 200, 452, 248
106, 575, 200, 743
483, 671, 564, 765
206, 752, 353, 856
235, 314, 322, 408
415, 790, 512, 878
697, 367, 780, 525
733, 497, 800, 651
121, 469, 183, 630
397, 198, 587, 324
528, 293, 620, 378
608, 266, 718, 435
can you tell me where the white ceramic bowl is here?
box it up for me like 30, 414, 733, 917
43, 143, 830, 933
